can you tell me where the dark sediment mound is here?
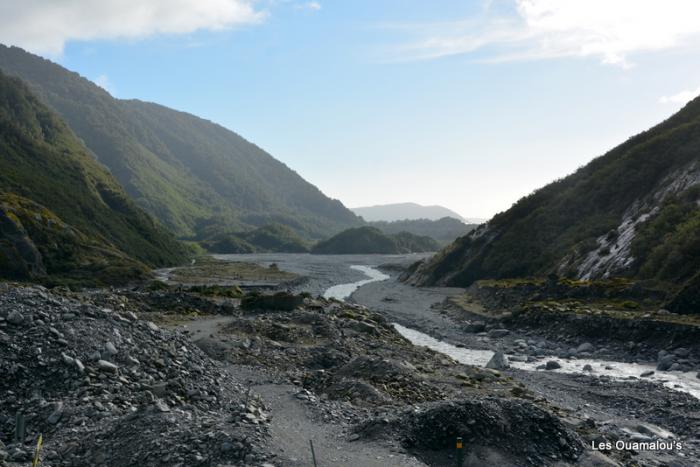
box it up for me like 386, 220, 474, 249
356, 398, 584, 466
0, 284, 270, 466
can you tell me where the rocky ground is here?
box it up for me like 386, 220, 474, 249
2, 254, 699, 466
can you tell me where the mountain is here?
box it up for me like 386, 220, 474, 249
202, 224, 310, 254
0, 71, 187, 285
311, 226, 439, 255
404, 96, 700, 312
369, 217, 478, 245
0, 45, 361, 242
351, 202, 474, 222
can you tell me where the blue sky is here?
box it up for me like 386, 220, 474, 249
3, 0, 700, 219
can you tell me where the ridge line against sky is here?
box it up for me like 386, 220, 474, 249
1, 0, 699, 219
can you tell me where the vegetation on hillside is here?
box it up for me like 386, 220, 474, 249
0, 71, 187, 284
370, 217, 477, 245
405, 94, 700, 313
0, 45, 362, 243
312, 226, 439, 254
202, 224, 310, 253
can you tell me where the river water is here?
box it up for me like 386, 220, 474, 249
323, 265, 390, 300
327, 264, 700, 400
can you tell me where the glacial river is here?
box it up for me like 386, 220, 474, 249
327, 265, 700, 400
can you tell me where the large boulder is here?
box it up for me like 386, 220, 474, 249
485, 351, 509, 370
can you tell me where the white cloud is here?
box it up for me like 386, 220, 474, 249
293, 2, 321, 11
388, 0, 700, 67
0, 0, 265, 55
93, 74, 114, 95
659, 86, 700, 105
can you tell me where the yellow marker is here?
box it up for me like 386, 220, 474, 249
456, 438, 463, 449
32, 434, 43, 467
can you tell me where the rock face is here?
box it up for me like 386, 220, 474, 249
0, 284, 270, 466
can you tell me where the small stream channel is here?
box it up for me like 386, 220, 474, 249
327, 265, 700, 400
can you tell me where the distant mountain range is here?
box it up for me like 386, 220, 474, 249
351, 202, 483, 223
404, 95, 700, 313
0, 45, 362, 243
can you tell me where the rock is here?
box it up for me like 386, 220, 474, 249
97, 359, 118, 373
464, 322, 486, 333
656, 355, 675, 371
154, 399, 170, 413
485, 351, 509, 370
657, 350, 668, 361
74, 358, 85, 372
582, 364, 593, 372
696, 372, 700, 379
669, 363, 681, 371
640, 370, 654, 377
487, 329, 510, 338
104, 341, 118, 357
241, 292, 304, 311
146, 321, 160, 332
545, 361, 561, 370
47, 401, 64, 424
7, 310, 24, 325
576, 342, 594, 353
673, 347, 690, 358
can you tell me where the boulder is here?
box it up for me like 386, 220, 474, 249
640, 370, 654, 377
576, 342, 594, 353
656, 355, 675, 371
545, 361, 561, 370
485, 351, 509, 370
673, 348, 690, 358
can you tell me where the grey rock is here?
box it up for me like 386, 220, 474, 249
640, 370, 654, 377
656, 355, 675, 371
545, 360, 561, 370
154, 399, 170, 413
669, 363, 681, 371
7, 310, 24, 325
576, 342, 594, 353
673, 347, 690, 358
485, 351, 509, 370
582, 364, 593, 372
146, 321, 160, 332
97, 359, 118, 373
48, 401, 64, 424
487, 329, 510, 338
104, 341, 118, 356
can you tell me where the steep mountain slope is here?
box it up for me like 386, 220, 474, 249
404, 97, 700, 307
0, 45, 361, 240
352, 202, 469, 222
0, 71, 186, 284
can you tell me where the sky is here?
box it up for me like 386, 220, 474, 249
2, 0, 700, 219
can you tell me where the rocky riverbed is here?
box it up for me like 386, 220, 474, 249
1, 253, 699, 466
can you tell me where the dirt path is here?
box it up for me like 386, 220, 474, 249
177, 316, 425, 466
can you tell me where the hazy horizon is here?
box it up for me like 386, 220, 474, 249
2, 1, 699, 218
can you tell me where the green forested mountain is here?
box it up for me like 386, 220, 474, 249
312, 226, 439, 254
0, 45, 361, 241
370, 217, 477, 245
0, 72, 187, 284
202, 224, 310, 254
404, 96, 700, 311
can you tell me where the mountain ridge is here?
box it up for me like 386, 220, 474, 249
0, 45, 362, 242
352, 202, 478, 222
0, 71, 187, 284
403, 95, 700, 312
